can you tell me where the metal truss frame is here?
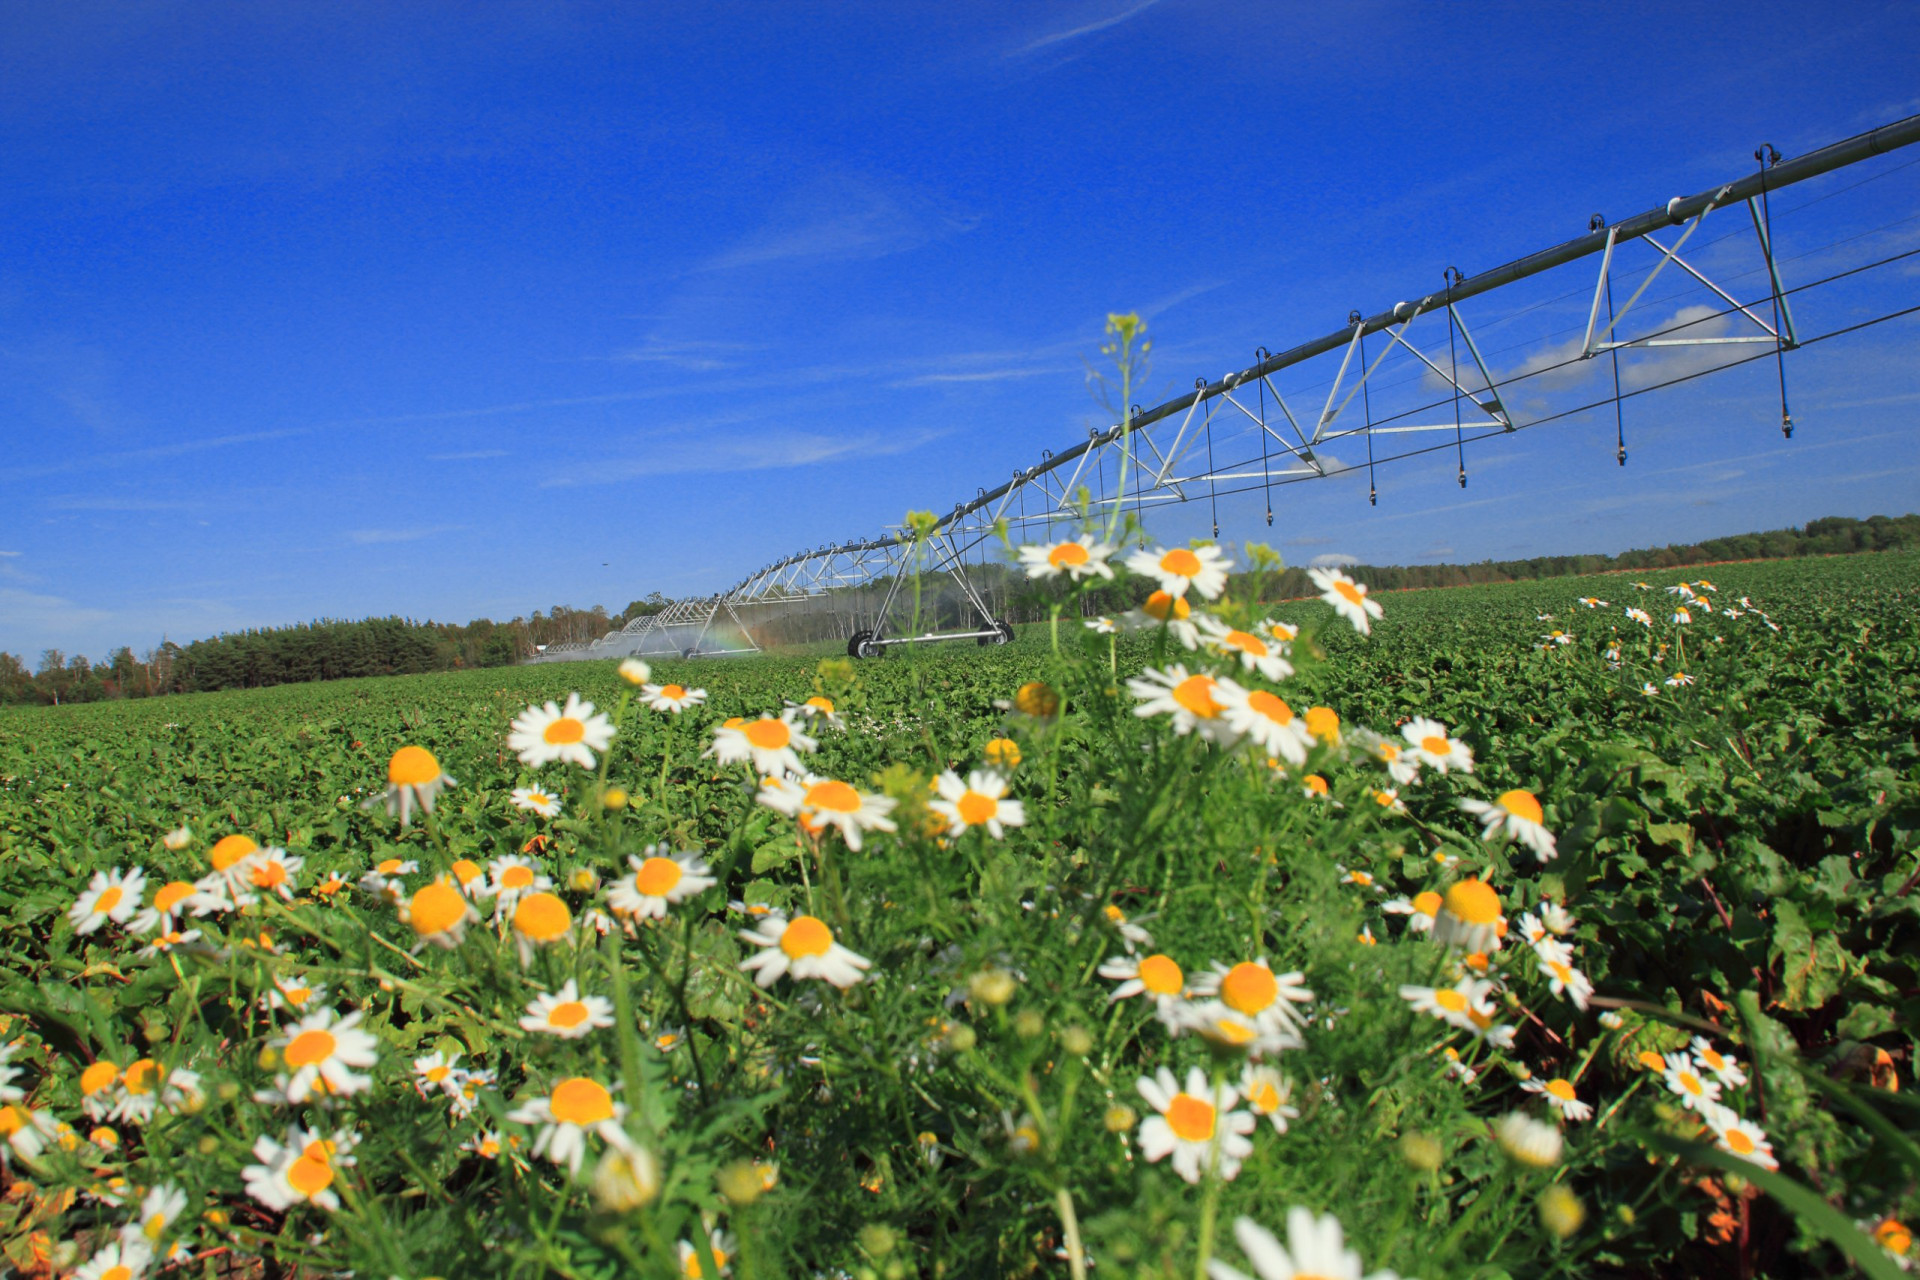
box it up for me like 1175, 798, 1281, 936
531, 113, 1919, 664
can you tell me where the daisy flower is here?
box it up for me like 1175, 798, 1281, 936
1624, 607, 1652, 627
607, 848, 717, 921
756, 775, 898, 851
1019, 535, 1117, 582
1176, 1000, 1304, 1057
412, 1051, 463, 1099
74, 1237, 152, 1280
521, 980, 616, 1039
1189, 959, 1314, 1036
789, 694, 844, 727
1577, 596, 1609, 609
1640, 681, 1659, 698
1101, 901, 1156, 948
358, 856, 419, 898
403, 878, 479, 950
485, 854, 552, 907
1126, 543, 1232, 600
0, 1102, 54, 1162
509, 694, 616, 769
1349, 730, 1420, 785
710, 711, 817, 778
464, 1130, 508, 1159
1207, 1208, 1391, 1280
1522, 1077, 1593, 1121
678, 1229, 736, 1278
1399, 977, 1496, 1033
1690, 1037, 1748, 1088
1704, 1109, 1777, 1169
127, 1182, 188, 1249
1098, 952, 1186, 1017
1240, 1066, 1299, 1135
1215, 682, 1312, 765
506, 1076, 631, 1175
1460, 790, 1556, 862
1084, 615, 1117, 634
1671, 606, 1692, 625
511, 892, 574, 964
129, 879, 221, 935
243, 1126, 358, 1212
928, 770, 1026, 838
449, 1069, 496, 1120
1121, 590, 1203, 649
79, 1059, 120, 1120
983, 737, 1022, 770
1661, 1052, 1722, 1114
641, 681, 707, 714
1537, 899, 1574, 935
112, 1060, 201, 1124
510, 786, 562, 818
1128, 665, 1241, 744
1664, 672, 1694, 687
1540, 629, 1574, 646
449, 858, 486, 892
1136, 1066, 1256, 1184
375, 745, 455, 827
1400, 717, 1473, 774
1383, 890, 1442, 933
737, 914, 871, 989
1197, 615, 1295, 681
207, 833, 261, 875
70, 867, 148, 935
1495, 1112, 1563, 1167
243, 848, 304, 902
1340, 867, 1383, 893
272, 1008, 378, 1103
264, 977, 327, 1014
1304, 706, 1341, 746
1538, 955, 1594, 1010
1432, 879, 1502, 953
1307, 567, 1384, 636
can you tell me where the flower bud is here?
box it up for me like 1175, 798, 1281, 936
1013, 1009, 1046, 1040
858, 1224, 897, 1258
1059, 1025, 1094, 1057
591, 1144, 661, 1214
618, 658, 652, 686
945, 1024, 977, 1053
969, 968, 1017, 1007
601, 788, 629, 811
717, 1159, 764, 1206
1104, 1104, 1137, 1133
1538, 1185, 1585, 1239
1399, 1132, 1443, 1172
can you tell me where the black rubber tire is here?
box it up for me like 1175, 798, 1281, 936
847, 630, 881, 659
996, 619, 1015, 645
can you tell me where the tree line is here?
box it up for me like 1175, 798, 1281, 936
3, 515, 1915, 705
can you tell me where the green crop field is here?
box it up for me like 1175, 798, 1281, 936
2, 549, 1917, 1279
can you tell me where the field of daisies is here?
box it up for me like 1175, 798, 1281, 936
1, 541, 1917, 1280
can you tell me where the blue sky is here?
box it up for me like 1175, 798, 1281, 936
3, 0, 1917, 659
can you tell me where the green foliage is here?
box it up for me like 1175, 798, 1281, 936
0, 552, 1915, 1277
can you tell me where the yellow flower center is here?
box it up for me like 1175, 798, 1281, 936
1724, 1127, 1755, 1155
806, 696, 834, 714
1699, 1047, 1726, 1071
1223, 629, 1267, 656
80, 1061, 119, 1095
1411, 890, 1442, 918
1141, 591, 1191, 622
548, 1001, 590, 1029
1248, 1081, 1281, 1112
153, 881, 196, 913
451, 859, 482, 885
550, 1077, 615, 1125
1637, 1051, 1667, 1072
1305, 706, 1340, 740
0, 1107, 19, 1136
283, 985, 314, 1006
1547, 1078, 1577, 1102
633, 857, 685, 897
377, 858, 406, 874
1048, 542, 1091, 567
409, 881, 469, 936
209, 834, 259, 871
1160, 548, 1203, 577
804, 780, 862, 814
543, 717, 586, 745
742, 719, 791, 750
514, 893, 572, 941
425, 1064, 451, 1083
251, 860, 288, 888
1443, 879, 1501, 926
1014, 681, 1060, 716
1171, 674, 1222, 719
287, 1154, 335, 1197
1497, 790, 1544, 823
387, 745, 441, 786
1876, 1222, 1912, 1255
93, 886, 124, 915
143, 1212, 168, 1240
1334, 579, 1366, 606
101, 1267, 132, 1280
1220, 962, 1277, 1015
1677, 1071, 1703, 1096
956, 792, 998, 826
985, 738, 1020, 766
779, 915, 834, 959
1421, 735, 1451, 756
1548, 961, 1574, 984
500, 865, 536, 890
1434, 989, 1469, 1013
284, 1030, 337, 1068
1164, 1092, 1216, 1142
123, 1060, 157, 1095
1138, 954, 1183, 996
659, 684, 687, 700
1303, 774, 1329, 795
1245, 690, 1294, 725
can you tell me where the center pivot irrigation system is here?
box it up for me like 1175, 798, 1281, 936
533, 114, 1920, 664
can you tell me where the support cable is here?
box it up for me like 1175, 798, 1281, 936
1200, 377, 1220, 538
1593, 214, 1628, 466
1445, 266, 1467, 487
1351, 311, 1378, 506
1756, 143, 1794, 438
1256, 347, 1273, 525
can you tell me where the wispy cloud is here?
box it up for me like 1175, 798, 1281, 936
1308, 552, 1360, 568
890, 366, 1061, 387
0, 550, 20, 557
44, 494, 203, 512
543, 428, 945, 488
607, 339, 760, 371
1007, 0, 1162, 56
348, 525, 466, 545
427, 449, 509, 461
0, 428, 308, 482
701, 172, 977, 272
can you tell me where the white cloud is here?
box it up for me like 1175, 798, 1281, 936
348, 525, 465, 545
1309, 552, 1360, 568
1007, 0, 1161, 56
0, 550, 19, 557
701, 172, 977, 272
543, 427, 946, 488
